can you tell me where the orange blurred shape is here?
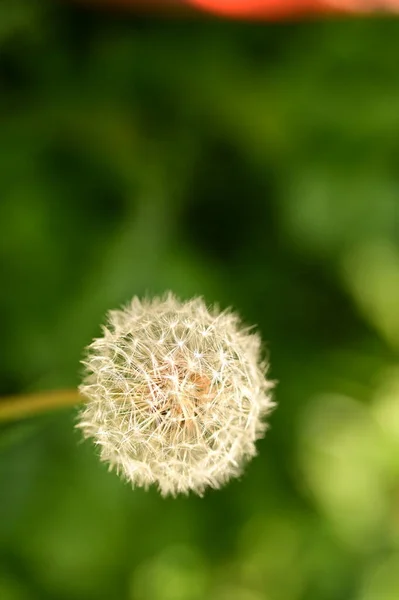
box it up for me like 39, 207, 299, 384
188, 0, 397, 17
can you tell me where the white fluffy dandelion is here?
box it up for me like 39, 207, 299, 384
77, 293, 274, 496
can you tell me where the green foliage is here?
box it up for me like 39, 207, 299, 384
1, 3, 399, 599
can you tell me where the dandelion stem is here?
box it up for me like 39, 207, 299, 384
0, 389, 82, 423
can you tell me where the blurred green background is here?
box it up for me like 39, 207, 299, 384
1, 2, 399, 599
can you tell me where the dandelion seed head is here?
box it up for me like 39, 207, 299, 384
77, 293, 274, 496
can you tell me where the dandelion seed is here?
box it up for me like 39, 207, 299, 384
77, 293, 275, 496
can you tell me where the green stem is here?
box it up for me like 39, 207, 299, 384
0, 389, 82, 423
